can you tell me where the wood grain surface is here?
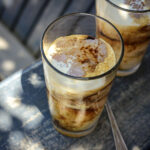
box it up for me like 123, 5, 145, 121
0, 47, 150, 150
0, 0, 95, 56
1, 0, 27, 28
27, 0, 69, 55
27, 0, 94, 55
14, 0, 48, 42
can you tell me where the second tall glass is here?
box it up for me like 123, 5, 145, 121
96, 0, 150, 76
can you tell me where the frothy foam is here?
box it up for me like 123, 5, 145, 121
46, 35, 116, 77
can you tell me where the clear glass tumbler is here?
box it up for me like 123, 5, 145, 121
41, 13, 124, 137
96, 0, 150, 76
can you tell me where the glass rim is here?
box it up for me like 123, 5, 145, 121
106, 0, 150, 13
40, 12, 124, 80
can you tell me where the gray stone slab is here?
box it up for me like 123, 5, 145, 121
0, 22, 34, 79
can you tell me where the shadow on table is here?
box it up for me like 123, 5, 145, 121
19, 61, 115, 150
0, 46, 150, 150
18, 52, 150, 150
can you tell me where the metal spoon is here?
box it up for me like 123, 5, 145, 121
105, 102, 128, 150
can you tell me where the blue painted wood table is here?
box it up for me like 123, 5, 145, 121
0, 46, 150, 150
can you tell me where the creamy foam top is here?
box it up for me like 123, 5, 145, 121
96, 0, 150, 26
46, 35, 116, 77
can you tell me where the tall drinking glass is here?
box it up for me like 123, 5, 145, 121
96, 0, 150, 76
41, 13, 124, 137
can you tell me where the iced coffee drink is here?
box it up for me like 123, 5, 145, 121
96, 0, 150, 76
41, 13, 124, 137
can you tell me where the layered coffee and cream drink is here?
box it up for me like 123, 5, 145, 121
43, 35, 116, 137
96, 0, 150, 75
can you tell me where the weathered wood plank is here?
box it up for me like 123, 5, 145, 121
0, 61, 113, 150
0, 48, 150, 149
89, 1, 96, 14
0, 0, 4, 9
109, 52, 150, 150
0, 22, 34, 79
67, 52, 150, 150
27, 0, 69, 55
14, 0, 48, 41
0, 0, 3, 6
67, 110, 115, 150
0, 61, 77, 150
1, 0, 26, 28
63, 0, 94, 15
0, 0, 5, 17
